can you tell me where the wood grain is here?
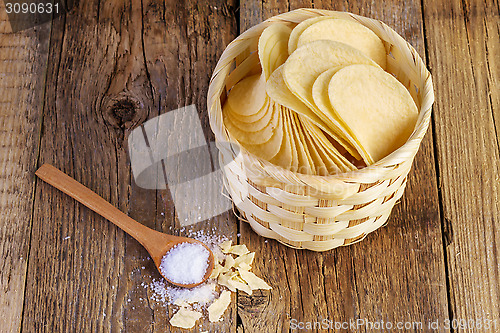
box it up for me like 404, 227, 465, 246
22, 1, 149, 331
238, 1, 448, 332
423, 0, 500, 330
1, 0, 498, 332
129, 0, 240, 331
0, 3, 50, 332
21, 0, 240, 331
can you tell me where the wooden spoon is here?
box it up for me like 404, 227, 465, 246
35, 163, 214, 288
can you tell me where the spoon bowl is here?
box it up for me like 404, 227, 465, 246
35, 163, 214, 288
152, 236, 215, 288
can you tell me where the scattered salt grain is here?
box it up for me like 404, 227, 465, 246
160, 242, 210, 285
141, 230, 238, 328
168, 281, 217, 305
148, 279, 217, 306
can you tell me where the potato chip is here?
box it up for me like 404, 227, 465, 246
301, 118, 356, 172
267, 35, 289, 73
267, 64, 363, 162
223, 255, 236, 273
258, 23, 292, 80
226, 99, 270, 124
290, 112, 314, 175
283, 40, 378, 109
208, 290, 232, 322
244, 106, 283, 160
328, 64, 418, 162
223, 101, 279, 145
266, 65, 331, 134
298, 117, 330, 175
311, 67, 373, 164
269, 106, 293, 169
266, 66, 357, 161
227, 98, 274, 132
237, 268, 272, 290
297, 18, 387, 69
227, 74, 266, 116
238, 262, 252, 271
288, 15, 343, 54
283, 109, 299, 172
169, 307, 202, 329
283, 41, 379, 163
311, 67, 341, 123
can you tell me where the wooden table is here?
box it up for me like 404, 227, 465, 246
1, 0, 498, 332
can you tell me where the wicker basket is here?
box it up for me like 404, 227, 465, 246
207, 8, 434, 251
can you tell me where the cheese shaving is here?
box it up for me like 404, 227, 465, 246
228, 276, 252, 295
228, 244, 250, 256
208, 290, 232, 322
218, 272, 236, 292
219, 240, 232, 253
169, 307, 202, 329
234, 252, 255, 267
238, 268, 272, 290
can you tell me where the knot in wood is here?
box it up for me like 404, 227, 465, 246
102, 93, 146, 131
111, 99, 137, 127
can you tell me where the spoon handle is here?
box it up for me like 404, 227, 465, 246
35, 164, 164, 250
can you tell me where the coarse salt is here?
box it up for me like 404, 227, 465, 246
149, 279, 218, 307
160, 242, 209, 285
141, 229, 271, 329
145, 231, 228, 308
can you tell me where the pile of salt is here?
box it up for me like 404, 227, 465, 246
160, 242, 209, 285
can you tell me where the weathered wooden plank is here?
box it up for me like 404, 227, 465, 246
21, 0, 240, 331
131, 0, 240, 332
22, 1, 149, 331
483, 1, 500, 145
423, 0, 500, 330
238, 1, 448, 332
0, 3, 51, 332
96, 1, 161, 332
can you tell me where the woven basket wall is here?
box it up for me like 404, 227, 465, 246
207, 8, 434, 251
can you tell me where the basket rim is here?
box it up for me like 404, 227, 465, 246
208, 8, 435, 185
